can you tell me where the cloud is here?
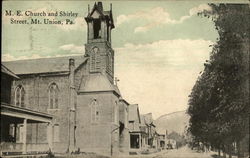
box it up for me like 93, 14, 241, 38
2, 53, 43, 61
2, 52, 84, 62
116, 4, 211, 33
56, 17, 87, 31
2, 44, 84, 62
2, 38, 213, 118
189, 4, 212, 16
114, 39, 213, 118
59, 44, 85, 53
115, 39, 213, 67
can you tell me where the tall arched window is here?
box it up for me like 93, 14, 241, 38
113, 101, 118, 124
90, 99, 100, 123
15, 85, 25, 107
90, 47, 100, 72
48, 83, 59, 109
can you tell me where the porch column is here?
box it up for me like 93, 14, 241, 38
14, 123, 17, 141
139, 134, 141, 150
142, 136, 145, 148
47, 122, 53, 150
22, 118, 27, 154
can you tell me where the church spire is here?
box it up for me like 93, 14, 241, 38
85, 2, 114, 44
84, 2, 115, 83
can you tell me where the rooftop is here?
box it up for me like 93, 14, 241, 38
2, 55, 87, 75
78, 72, 120, 96
128, 104, 141, 122
1, 64, 19, 79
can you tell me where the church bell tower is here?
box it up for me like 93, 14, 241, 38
85, 2, 115, 83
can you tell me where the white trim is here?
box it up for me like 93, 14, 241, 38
14, 85, 25, 107
48, 83, 59, 109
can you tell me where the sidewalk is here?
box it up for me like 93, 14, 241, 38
117, 149, 169, 158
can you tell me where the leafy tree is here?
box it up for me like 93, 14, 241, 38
188, 4, 249, 158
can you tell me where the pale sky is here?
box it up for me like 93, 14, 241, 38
2, 1, 219, 119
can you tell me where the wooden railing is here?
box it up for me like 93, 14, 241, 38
0, 142, 23, 152
0, 142, 49, 153
26, 143, 49, 152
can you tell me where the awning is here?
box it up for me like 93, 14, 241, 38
1, 103, 53, 123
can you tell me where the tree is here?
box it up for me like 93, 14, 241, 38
188, 4, 249, 158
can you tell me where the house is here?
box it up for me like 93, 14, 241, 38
1, 64, 53, 156
139, 115, 148, 150
128, 104, 142, 152
143, 113, 158, 149
158, 134, 165, 150
1, 2, 130, 156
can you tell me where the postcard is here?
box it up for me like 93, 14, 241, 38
1, 0, 249, 157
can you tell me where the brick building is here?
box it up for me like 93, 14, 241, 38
2, 2, 130, 156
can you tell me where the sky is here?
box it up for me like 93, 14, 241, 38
2, 1, 220, 119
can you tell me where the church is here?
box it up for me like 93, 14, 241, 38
2, 2, 130, 156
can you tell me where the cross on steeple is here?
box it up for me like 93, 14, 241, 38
115, 77, 120, 86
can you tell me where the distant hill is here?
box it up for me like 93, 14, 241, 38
154, 110, 190, 135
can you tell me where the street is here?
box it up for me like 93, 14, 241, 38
154, 146, 218, 158
121, 146, 221, 158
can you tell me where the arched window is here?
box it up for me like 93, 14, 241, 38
90, 99, 100, 123
90, 47, 100, 72
48, 83, 59, 109
93, 19, 101, 39
15, 85, 25, 107
113, 101, 118, 124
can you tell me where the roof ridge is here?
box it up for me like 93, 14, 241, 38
3, 55, 84, 63
156, 110, 186, 120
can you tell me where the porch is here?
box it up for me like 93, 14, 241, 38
0, 103, 53, 156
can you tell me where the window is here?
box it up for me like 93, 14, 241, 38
53, 124, 60, 142
90, 47, 100, 72
16, 124, 23, 143
15, 85, 25, 107
93, 19, 101, 39
113, 101, 118, 124
48, 83, 59, 109
107, 26, 110, 41
91, 99, 100, 123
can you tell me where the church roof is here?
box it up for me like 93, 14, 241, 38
1, 64, 19, 79
2, 56, 87, 75
78, 72, 121, 96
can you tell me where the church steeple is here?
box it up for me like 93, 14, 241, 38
85, 2, 114, 44
84, 2, 115, 83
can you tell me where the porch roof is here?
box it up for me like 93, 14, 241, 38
1, 103, 53, 123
